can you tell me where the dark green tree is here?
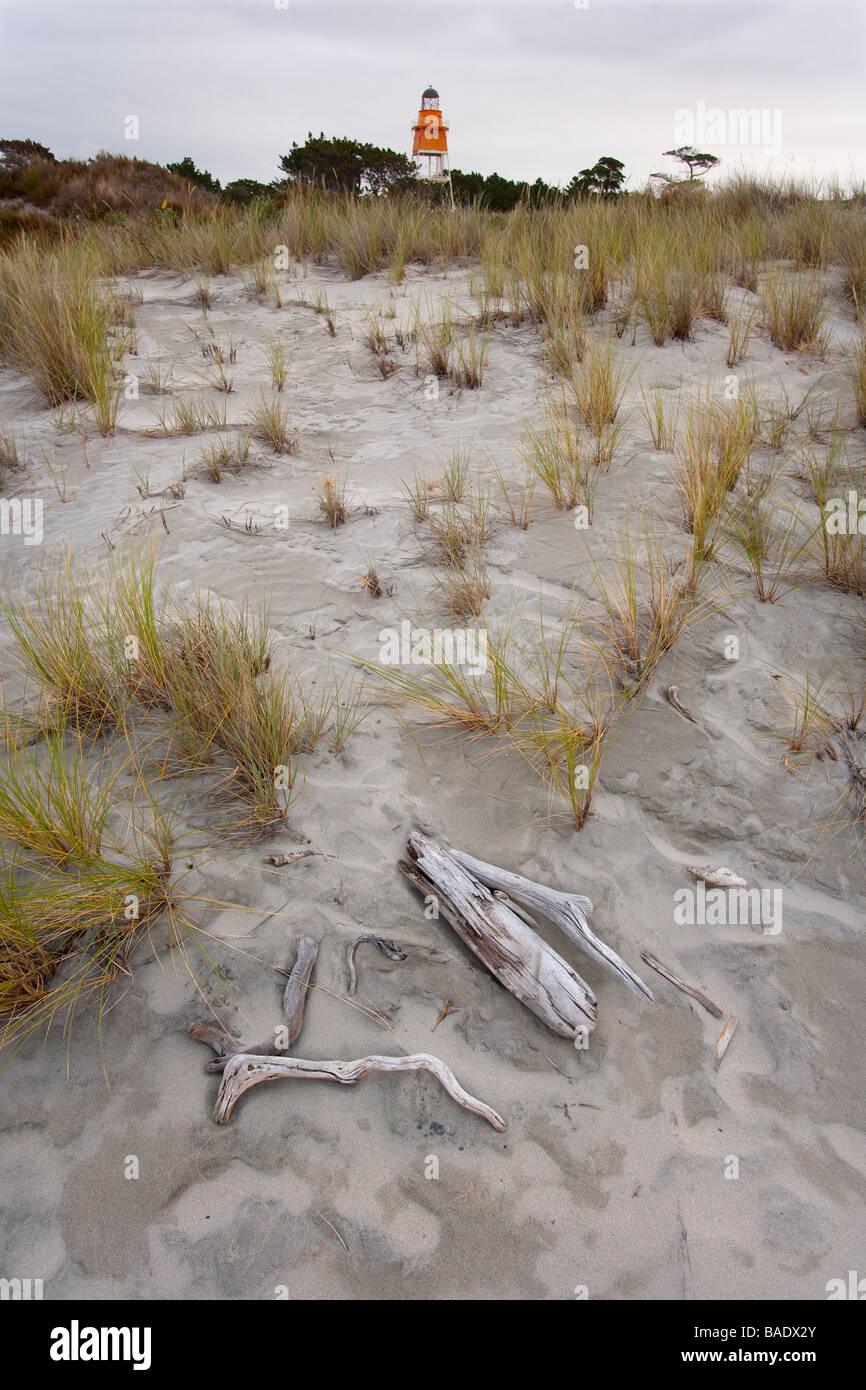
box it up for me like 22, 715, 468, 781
568, 156, 626, 198
279, 134, 414, 195
222, 177, 273, 205
449, 169, 487, 203
166, 156, 221, 192
653, 146, 720, 183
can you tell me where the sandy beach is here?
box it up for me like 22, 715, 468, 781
2, 251, 865, 1302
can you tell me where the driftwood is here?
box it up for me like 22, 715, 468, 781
666, 685, 698, 725
688, 865, 747, 888
399, 832, 598, 1039
677, 1201, 693, 1300
450, 846, 653, 1002
641, 951, 723, 1018
263, 851, 320, 866
713, 1016, 738, 1069
213, 1051, 507, 1131
188, 936, 318, 1073
346, 935, 408, 997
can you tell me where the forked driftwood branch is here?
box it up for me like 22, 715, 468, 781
399, 831, 598, 1040
213, 1051, 507, 1131
188, 936, 318, 1073
449, 845, 653, 1002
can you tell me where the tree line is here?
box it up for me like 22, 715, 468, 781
0, 133, 720, 217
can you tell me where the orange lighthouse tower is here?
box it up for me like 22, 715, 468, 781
412, 84, 453, 204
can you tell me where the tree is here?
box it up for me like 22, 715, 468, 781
166, 156, 221, 193
222, 177, 273, 205
653, 146, 720, 183
477, 171, 523, 211
279, 134, 415, 195
568, 156, 626, 199
360, 142, 417, 196
449, 169, 487, 203
0, 138, 56, 169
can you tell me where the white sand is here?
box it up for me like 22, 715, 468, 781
1, 261, 864, 1300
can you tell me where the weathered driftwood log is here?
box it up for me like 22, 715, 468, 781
214, 1051, 507, 1131
188, 936, 318, 1073
450, 847, 653, 1002
399, 832, 597, 1039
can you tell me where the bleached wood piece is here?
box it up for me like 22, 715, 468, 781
214, 1051, 507, 1131
188, 936, 318, 1073
400, 831, 597, 1039
713, 1015, 738, 1069
641, 951, 723, 1018
451, 847, 653, 1001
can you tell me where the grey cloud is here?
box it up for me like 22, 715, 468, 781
0, 0, 862, 187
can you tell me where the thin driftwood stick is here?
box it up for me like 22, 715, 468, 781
346, 934, 407, 997
400, 832, 597, 1039
214, 1051, 507, 1131
640, 951, 723, 1018
189, 936, 318, 1072
713, 1015, 738, 1069
666, 685, 698, 725
451, 847, 653, 1001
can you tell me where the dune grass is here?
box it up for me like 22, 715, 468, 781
1, 553, 368, 832
0, 240, 123, 435
158, 596, 304, 828
522, 401, 597, 516
0, 547, 377, 1048
726, 309, 755, 367
638, 386, 678, 451
515, 674, 616, 829
761, 273, 827, 353
724, 497, 814, 602
847, 331, 866, 427
813, 507, 866, 595
153, 393, 228, 435
0, 838, 176, 1041
0, 729, 118, 866
246, 394, 297, 454
769, 667, 837, 761
567, 339, 631, 435
0, 424, 26, 483
314, 471, 349, 528
2, 180, 864, 462
0, 709, 179, 1051
415, 301, 458, 381
489, 459, 536, 529
399, 471, 432, 522
264, 339, 289, 392
673, 392, 759, 587
587, 528, 697, 691
434, 561, 492, 618
366, 621, 528, 736
778, 201, 837, 269
200, 433, 252, 483
440, 447, 471, 502
3, 554, 124, 734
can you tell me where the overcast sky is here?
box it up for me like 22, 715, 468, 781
1, 0, 864, 190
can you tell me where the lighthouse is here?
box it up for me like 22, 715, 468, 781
411, 84, 453, 204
